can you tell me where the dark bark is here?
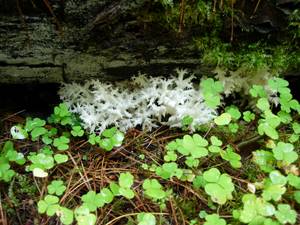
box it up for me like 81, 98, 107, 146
0, 0, 297, 84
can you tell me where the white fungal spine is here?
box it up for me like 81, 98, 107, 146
59, 69, 216, 133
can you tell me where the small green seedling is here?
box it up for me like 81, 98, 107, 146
226, 105, 241, 120
256, 98, 270, 112
163, 150, 177, 162
50, 103, 74, 125
287, 174, 300, 189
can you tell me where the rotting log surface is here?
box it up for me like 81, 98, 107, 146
0, 0, 297, 84
0, 0, 208, 84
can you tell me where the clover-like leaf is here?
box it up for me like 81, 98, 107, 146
71, 126, 84, 137
180, 134, 208, 158
155, 162, 183, 179
47, 180, 66, 196
257, 111, 281, 139
98, 188, 114, 204
256, 98, 270, 111
54, 154, 68, 164
226, 105, 241, 120
268, 78, 289, 94
99, 138, 114, 151
292, 122, 300, 134
74, 206, 96, 225
2, 141, 26, 165
164, 151, 177, 162
88, 133, 101, 145
204, 214, 227, 225
143, 179, 167, 200
31, 127, 47, 139
214, 113, 231, 126
37, 195, 60, 216
185, 156, 199, 168
54, 103, 71, 118
137, 213, 156, 225
272, 142, 298, 165
275, 204, 297, 224
262, 171, 287, 201
119, 172, 134, 188
33, 168, 48, 178
181, 115, 193, 127
252, 150, 275, 172
28, 153, 54, 171
250, 85, 267, 98
57, 207, 74, 225
220, 146, 241, 168
277, 111, 292, 124
279, 93, 299, 113
238, 194, 276, 223
243, 111, 255, 122
10, 125, 28, 140
287, 174, 300, 189
109, 182, 120, 196
203, 168, 235, 205
118, 172, 135, 199
53, 136, 70, 151
210, 136, 222, 146
294, 191, 300, 204
25, 117, 46, 132
111, 131, 124, 147
201, 78, 223, 109
81, 191, 104, 211
0, 159, 15, 182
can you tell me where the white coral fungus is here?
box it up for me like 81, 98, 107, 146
59, 69, 216, 133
